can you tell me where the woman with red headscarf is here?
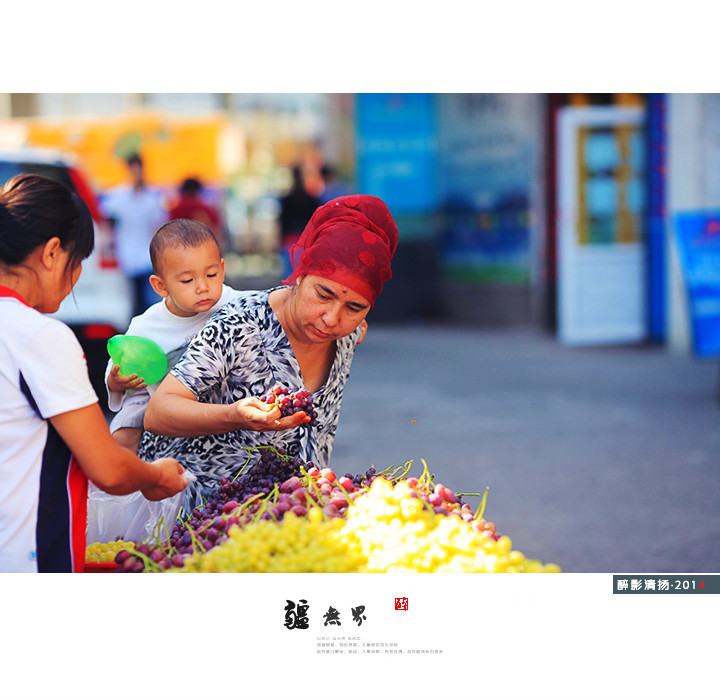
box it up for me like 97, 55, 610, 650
141, 195, 398, 511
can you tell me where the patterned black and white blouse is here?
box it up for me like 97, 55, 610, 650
137, 287, 362, 512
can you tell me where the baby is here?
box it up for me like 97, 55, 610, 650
106, 218, 240, 453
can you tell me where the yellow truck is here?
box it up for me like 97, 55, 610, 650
15, 111, 244, 191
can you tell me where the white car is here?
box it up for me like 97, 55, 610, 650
0, 148, 132, 409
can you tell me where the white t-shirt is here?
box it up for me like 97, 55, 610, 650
105, 284, 242, 421
101, 185, 167, 276
0, 289, 98, 572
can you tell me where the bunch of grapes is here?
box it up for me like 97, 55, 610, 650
327, 461, 501, 541
261, 385, 318, 426
115, 542, 172, 572
343, 466, 377, 490
179, 511, 366, 573
343, 478, 560, 573
275, 465, 382, 520
370, 468, 501, 541
114, 447, 307, 572
85, 539, 135, 563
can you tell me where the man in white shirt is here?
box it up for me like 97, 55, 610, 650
102, 154, 168, 316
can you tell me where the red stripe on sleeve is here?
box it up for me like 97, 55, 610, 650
67, 457, 88, 573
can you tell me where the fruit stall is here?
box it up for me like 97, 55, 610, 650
85, 388, 561, 574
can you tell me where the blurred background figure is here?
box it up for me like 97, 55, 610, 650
318, 163, 351, 204
169, 177, 223, 249
278, 164, 319, 278
101, 154, 167, 317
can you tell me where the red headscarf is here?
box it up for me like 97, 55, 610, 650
283, 195, 398, 307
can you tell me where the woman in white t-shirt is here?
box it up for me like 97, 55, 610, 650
0, 174, 188, 573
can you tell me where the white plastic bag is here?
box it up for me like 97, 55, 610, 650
86, 472, 195, 544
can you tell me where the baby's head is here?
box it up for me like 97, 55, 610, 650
149, 219, 225, 317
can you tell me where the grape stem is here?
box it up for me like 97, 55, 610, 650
250, 487, 277, 523
157, 516, 175, 551
383, 461, 412, 481
187, 524, 207, 554
418, 459, 434, 487
473, 487, 490, 520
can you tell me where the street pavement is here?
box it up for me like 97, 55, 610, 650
328, 323, 720, 573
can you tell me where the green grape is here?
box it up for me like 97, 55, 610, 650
343, 478, 560, 573
86, 539, 136, 563
176, 511, 366, 573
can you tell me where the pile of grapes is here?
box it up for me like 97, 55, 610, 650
86, 539, 135, 563
261, 385, 318, 426
109, 450, 560, 574
180, 479, 559, 573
